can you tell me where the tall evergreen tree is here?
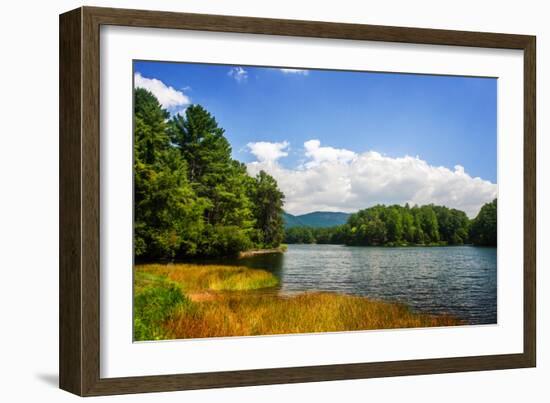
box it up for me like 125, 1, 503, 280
249, 170, 285, 247
168, 106, 254, 229
134, 88, 170, 165
134, 89, 205, 259
169, 105, 231, 184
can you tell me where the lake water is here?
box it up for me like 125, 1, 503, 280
234, 244, 497, 325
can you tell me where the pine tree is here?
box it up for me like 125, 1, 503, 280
249, 171, 285, 247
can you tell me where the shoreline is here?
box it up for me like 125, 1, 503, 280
284, 242, 495, 248
238, 245, 288, 258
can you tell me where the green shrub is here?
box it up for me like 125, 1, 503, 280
133, 273, 193, 341
199, 225, 252, 256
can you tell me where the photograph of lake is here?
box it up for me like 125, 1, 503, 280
132, 60, 497, 341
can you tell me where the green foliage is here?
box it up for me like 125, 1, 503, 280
134, 148, 206, 258
433, 205, 470, 245
470, 199, 497, 246
248, 171, 285, 247
134, 89, 206, 259
169, 105, 231, 185
198, 225, 253, 257
133, 89, 285, 259
133, 271, 192, 341
284, 226, 316, 244
284, 201, 496, 247
134, 88, 170, 165
385, 208, 403, 242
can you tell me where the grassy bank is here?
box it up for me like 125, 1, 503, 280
134, 264, 460, 341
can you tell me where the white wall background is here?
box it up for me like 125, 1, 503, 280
0, 0, 546, 401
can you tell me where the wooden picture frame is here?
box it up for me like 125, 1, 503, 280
59, 6, 536, 396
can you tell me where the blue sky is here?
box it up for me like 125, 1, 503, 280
133, 61, 497, 216
134, 60, 496, 182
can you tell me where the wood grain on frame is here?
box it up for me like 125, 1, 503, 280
59, 7, 82, 395
59, 6, 536, 396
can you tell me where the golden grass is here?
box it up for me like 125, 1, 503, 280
134, 264, 461, 340
137, 263, 279, 292
165, 292, 459, 339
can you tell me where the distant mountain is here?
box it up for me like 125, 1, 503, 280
282, 212, 306, 228
283, 211, 351, 229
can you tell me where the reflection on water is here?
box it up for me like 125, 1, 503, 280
193, 244, 497, 325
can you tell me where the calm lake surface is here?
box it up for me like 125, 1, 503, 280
231, 244, 497, 325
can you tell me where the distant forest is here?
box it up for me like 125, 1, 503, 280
285, 200, 497, 247
134, 88, 285, 260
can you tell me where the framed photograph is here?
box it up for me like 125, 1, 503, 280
59, 6, 536, 396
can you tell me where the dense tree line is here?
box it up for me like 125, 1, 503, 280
469, 199, 497, 246
284, 201, 497, 247
134, 88, 285, 260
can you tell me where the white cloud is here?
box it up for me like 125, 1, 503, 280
246, 140, 497, 218
247, 141, 289, 163
303, 139, 356, 167
280, 68, 309, 75
228, 67, 248, 82
173, 107, 188, 118
134, 73, 191, 111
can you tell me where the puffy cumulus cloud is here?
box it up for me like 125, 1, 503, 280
247, 141, 290, 163
303, 139, 356, 167
280, 68, 309, 75
134, 73, 191, 111
246, 140, 496, 217
228, 67, 248, 82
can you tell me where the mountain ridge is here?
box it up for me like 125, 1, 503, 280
283, 211, 351, 229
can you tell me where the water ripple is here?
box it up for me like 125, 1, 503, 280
236, 244, 497, 325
